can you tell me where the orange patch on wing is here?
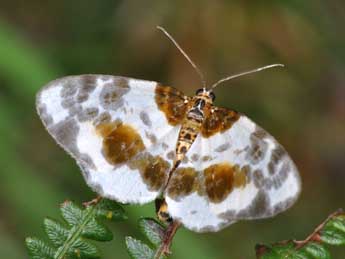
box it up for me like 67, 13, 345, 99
167, 167, 199, 199
129, 154, 170, 191
204, 163, 248, 203
96, 121, 145, 164
201, 108, 240, 138
155, 85, 190, 126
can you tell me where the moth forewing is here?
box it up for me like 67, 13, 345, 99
36, 75, 182, 204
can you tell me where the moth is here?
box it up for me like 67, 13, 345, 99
36, 27, 301, 233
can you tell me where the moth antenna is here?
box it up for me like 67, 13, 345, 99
157, 26, 207, 89
210, 64, 285, 90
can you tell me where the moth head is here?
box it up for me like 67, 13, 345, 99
195, 88, 216, 103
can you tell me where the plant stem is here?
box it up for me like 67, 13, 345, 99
154, 220, 181, 259
294, 208, 344, 249
54, 198, 102, 259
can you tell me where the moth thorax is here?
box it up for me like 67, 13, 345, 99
187, 109, 204, 123
188, 103, 205, 123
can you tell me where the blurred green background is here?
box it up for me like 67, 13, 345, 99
1, 1, 344, 258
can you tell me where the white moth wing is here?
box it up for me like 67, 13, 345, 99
36, 75, 179, 204
165, 113, 301, 232
165, 135, 236, 232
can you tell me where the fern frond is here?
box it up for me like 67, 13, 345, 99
25, 198, 126, 259
126, 218, 170, 259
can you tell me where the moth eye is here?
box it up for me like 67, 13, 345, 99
195, 88, 204, 95
209, 91, 216, 101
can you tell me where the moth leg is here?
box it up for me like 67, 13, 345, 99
83, 196, 102, 207
155, 198, 173, 223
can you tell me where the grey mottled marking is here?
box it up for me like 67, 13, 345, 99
79, 75, 97, 94
245, 131, 268, 164
61, 97, 75, 108
237, 190, 271, 218
76, 92, 89, 103
100, 78, 129, 110
60, 93, 83, 117
219, 191, 271, 220
272, 162, 290, 189
60, 76, 97, 104
145, 131, 157, 145
253, 160, 291, 191
79, 153, 97, 170
221, 190, 298, 221
253, 169, 265, 189
49, 118, 80, 155
162, 143, 169, 150
252, 125, 268, 139
272, 196, 296, 214
191, 153, 200, 162
37, 103, 53, 126
197, 221, 231, 233
60, 81, 78, 97
93, 112, 111, 126
68, 104, 83, 116
78, 107, 99, 122
140, 111, 152, 127
167, 151, 175, 160
268, 145, 286, 175
113, 77, 130, 89
190, 210, 197, 215
202, 155, 212, 162
215, 143, 230, 153
219, 209, 237, 220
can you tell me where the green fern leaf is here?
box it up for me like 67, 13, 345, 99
26, 198, 126, 259
25, 237, 55, 259
44, 218, 69, 247
66, 238, 99, 258
60, 201, 84, 227
126, 218, 170, 259
256, 210, 345, 259
300, 242, 330, 259
126, 236, 155, 259
138, 218, 165, 247
82, 217, 113, 241
95, 199, 127, 221
320, 215, 345, 246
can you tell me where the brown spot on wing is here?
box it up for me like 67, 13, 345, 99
233, 165, 249, 188
129, 153, 170, 191
96, 121, 145, 164
155, 85, 190, 126
201, 108, 240, 138
167, 167, 199, 199
204, 162, 248, 203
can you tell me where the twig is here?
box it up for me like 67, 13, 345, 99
256, 208, 344, 258
154, 220, 181, 259
294, 208, 344, 249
